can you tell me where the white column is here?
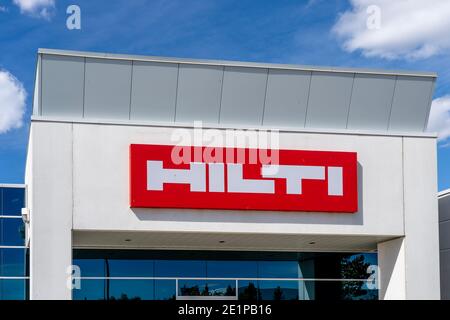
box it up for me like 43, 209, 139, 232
29, 122, 73, 300
378, 238, 406, 300
402, 137, 441, 299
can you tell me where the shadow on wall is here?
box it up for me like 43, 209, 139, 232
131, 162, 364, 227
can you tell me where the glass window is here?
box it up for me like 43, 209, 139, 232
178, 280, 236, 297
207, 261, 258, 278
299, 253, 378, 280
238, 281, 259, 301
155, 260, 206, 278
154, 280, 176, 300
73, 279, 105, 300
258, 261, 298, 278
108, 259, 153, 277
1, 188, 25, 216
0, 279, 26, 300
72, 250, 378, 301
73, 259, 105, 277
340, 253, 378, 280
109, 279, 154, 300
303, 280, 378, 300
1, 248, 26, 277
258, 279, 299, 301
0, 218, 25, 246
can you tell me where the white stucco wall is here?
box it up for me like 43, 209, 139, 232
27, 122, 73, 300
25, 120, 440, 299
71, 122, 405, 236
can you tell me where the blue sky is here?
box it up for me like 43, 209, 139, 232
0, 0, 449, 191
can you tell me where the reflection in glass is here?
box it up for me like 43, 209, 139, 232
178, 280, 236, 297
73, 259, 105, 277
155, 260, 206, 278
0, 279, 26, 300
108, 259, 153, 277
73, 279, 105, 300
1, 218, 25, 246
207, 261, 257, 278
303, 280, 378, 300
0, 248, 26, 277
258, 261, 298, 278
71, 250, 379, 301
155, 280, 176, 300
1, 188, 25, 216
238, 281, 260, 301
109, 280, 154, 300
258, 280, 299, 300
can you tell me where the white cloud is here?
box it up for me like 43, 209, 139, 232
13, 0, 55, 19
427, 96, 450, 145
0, 70, 27, 134
332, 0, 450, 60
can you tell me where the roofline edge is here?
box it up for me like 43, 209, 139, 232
37, 48, 438, 78
30, 115, 439, 139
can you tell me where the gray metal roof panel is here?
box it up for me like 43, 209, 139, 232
38, 48, 437, 78
35, 49, 438, 134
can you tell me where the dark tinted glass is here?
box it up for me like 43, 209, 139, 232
72, 250, 378, 301
1, 188, 25, 216
258, 280, 299, 300
303, 280, 378, 300
178, 279, 236, 297
155, 260, 206, 277
1, 218, 25, 246
299, 253, 377, 280
0, 248, 26, 277
109, 280, 154, 300
238, 281, 259, 301
258, 261, 298, 278
207, 261, 257, 278
73, 279, 105, 300
0, 279, 26, 300
73, 259, 105, 277
154, 280, 176, 300
108, 259, 153, 277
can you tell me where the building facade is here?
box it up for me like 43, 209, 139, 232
22, 49, 441, 300
0, 185, 27, 300
439, 189, 450, 299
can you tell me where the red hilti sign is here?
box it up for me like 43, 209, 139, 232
130, 144, 358, 213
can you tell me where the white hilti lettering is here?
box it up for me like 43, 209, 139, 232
261, 165, 325, 194
208, 163, 225, 192
227, 163, 275, 194
147, 162, 344, 196
327, 167, 343, 196
147, 161, 206, 192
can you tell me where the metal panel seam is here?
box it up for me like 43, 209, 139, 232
128, 60, 134, 120
345, 73, 356, 129
303, 71, 313, 127
386, 75, 398, 131
217, 66, 225, 123
173, 64, 180, 122
260, 69, 270, 125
